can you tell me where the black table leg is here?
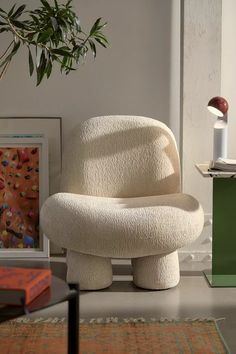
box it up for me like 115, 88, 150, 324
68, 283, 80, 354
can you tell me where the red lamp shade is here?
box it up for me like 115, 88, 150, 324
207, 96, 229, 117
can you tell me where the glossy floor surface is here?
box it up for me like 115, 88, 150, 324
1, 258, 236, 352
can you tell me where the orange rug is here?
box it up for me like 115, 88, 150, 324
0, 318, 229, 354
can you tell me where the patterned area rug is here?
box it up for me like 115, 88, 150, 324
0, 318, 230, 354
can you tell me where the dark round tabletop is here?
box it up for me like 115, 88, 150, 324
0, 261, 77, 323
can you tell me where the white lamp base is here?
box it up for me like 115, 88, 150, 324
213, 119, 227, 161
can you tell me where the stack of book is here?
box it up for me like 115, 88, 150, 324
210, 158, 236, 172
0, 267, 52, 306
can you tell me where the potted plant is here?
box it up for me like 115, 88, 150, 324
0, 0, 108, 85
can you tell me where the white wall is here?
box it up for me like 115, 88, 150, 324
180, 0, 222, 263
181, 0, 236, 263
221, 0, 236, 158
181, 0, 222, 213
0, 0, 180, 147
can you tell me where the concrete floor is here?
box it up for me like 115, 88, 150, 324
2, 258, 236, 352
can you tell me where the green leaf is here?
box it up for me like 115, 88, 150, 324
11, 19, 28, 30
37, 28, 53, 43
36, 67, 44, 86
58, 17, 68, 29
40, 0, 52, 13
46, 59, 52, 78
89, 18, 102, 36
0, 20, 6, 25
12, 5, 26, 19
0, 28, 9, 33
29, 14, 40, 25
54, 0, 59, 10
94, 36, 108, 48
36, 50, 47, 85
52, 31, 60, 46
88, 39, 96, 58
36, 47, 42, 67
61, 55, 68, 68
28, 47, 34, 76
51, 48, 72, 56
66, 0, 73, 8
94, 32, 109, 44
8, 4, 16, 17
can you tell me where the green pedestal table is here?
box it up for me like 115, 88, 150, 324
196, 163, 236, 287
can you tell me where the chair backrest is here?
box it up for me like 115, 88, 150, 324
61, 116, 181, 197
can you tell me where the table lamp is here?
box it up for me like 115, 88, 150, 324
207, 96, 229, 161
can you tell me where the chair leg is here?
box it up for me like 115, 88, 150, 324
132, 251, 180, 290
67, 250, 113, 290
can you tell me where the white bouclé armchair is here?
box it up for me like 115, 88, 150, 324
40, 116, 204, 290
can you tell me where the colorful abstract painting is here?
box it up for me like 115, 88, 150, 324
0, 147, 40, 249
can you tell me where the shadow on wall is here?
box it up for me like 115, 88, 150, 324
59, 0, 178, 144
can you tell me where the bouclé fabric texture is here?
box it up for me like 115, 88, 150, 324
41, 116, 204, 290
60, 115, 181, 197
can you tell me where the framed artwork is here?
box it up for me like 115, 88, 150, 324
0, 117, 62, 254
0, 137, 49, 257
0, 118, 61, 195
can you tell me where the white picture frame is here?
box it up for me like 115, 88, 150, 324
0, 117, 62, 254
0, 137, 49, 258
